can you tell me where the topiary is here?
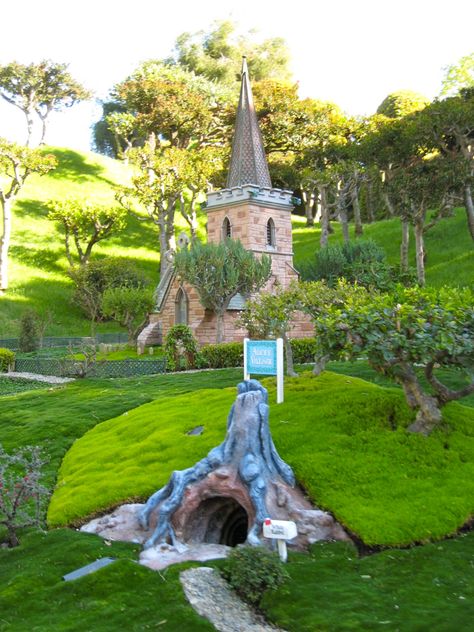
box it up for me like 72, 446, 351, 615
163, 325, 199, 371
0, 348, 15, 372
198, 342, 243, 369
18, 310, 39, 353
220, 545, 289, 607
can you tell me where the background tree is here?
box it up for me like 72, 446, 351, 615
440, 52, 474, 97
0, 60, 91, 146
101, 286, 154, 343
376, 90, 429, 118
174, 239, 272, 343
0, 140, 56, 291
47, 199, 127, 267
237, 286, 300, 376
167, 20, 292, 88
300, 281, 474, 435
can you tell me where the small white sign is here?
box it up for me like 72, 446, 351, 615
262, 519, 297, 540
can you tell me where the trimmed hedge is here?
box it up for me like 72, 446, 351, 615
290, 338, 317, 364
198, 342, 243, 369
0, 348, 15, 372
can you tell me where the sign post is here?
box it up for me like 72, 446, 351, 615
244, 338, 284, 403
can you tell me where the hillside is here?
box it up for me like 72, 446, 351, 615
0, 147, 472, 338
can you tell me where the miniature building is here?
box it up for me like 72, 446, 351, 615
138, 58, 313, 349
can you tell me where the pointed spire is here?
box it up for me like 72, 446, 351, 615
226, 57, 272, 189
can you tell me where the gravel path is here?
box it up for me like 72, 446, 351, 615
180, 567, 284, 632
5, 371, 75, 384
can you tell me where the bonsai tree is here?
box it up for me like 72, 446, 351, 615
300, 281, 474, 435
174, 239, 272, 343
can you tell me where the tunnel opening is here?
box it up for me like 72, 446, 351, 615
182, 496, 249, 547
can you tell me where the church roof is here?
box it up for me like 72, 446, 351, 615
226, 57, 272, 189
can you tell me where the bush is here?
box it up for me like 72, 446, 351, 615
70, 258, 148, 321
0, 348, 15, 372
164, 325, 199, 371
290, 338, 317, 364
0, 444, 49, 547
298, 240, 408, 291
198, 342, 243, 369
221, 546, 289, 607
18, 310, 39, 352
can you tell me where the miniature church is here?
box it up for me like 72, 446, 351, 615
138, 58, 312, 348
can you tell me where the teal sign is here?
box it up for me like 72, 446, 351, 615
245, 340, 277, 375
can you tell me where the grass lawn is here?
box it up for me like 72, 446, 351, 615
1, 365, 474, 630
47, 372, 474, 547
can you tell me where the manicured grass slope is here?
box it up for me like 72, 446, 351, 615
0, 147, 160, 337
48, 372, 474, 546
0, 529, 213, 632
292, 209, 474, 288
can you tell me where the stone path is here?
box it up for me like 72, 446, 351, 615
5, 371, 75, 384
180, 567, 285, 632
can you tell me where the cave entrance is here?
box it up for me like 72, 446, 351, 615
182, 497, 249, 547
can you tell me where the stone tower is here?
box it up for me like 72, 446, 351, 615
206, 57, 298, 292
138, 58, 310, 348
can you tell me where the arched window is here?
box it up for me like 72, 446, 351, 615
266, 218, 276, 247
175, 287, 189, 325
222, 216, 232, 240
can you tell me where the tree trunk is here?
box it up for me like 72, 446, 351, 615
24, 109, 35, 147
382, 191, 395, 217
400, 219, 410, 273
414, 218, 426, 286
464, 185, 474, 241
339, 205, 350, 244
302, 191, 315, 227
319, 186, 330, 248
351, 183, 363, 237
216, 310, 225, 344
0, 197, 12, 291
283, 334, 297, 377
312, 354, 329, 376
397, 365, 443, 435
366, 180, 375, 223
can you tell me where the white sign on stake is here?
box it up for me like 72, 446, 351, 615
244, 338, 284, 403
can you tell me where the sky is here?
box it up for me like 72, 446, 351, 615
0, 0, 473, 151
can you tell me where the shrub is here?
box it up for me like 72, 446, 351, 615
221, 545, 289, 607
70, 258, 148, 321
0, 348, 15, 372
290, 338, 317, 364
18, 310, 39, 352
164, 325, 199, 371
0, 444, 49, 547
198, 342, 243, 369
298, 240, 409, 291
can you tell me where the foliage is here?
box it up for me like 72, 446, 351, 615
221, 545, 289, 606
297, 239, 402, 290
101, 286, 154, 343
174, 238, 272, 343
440, 52, 474, 96
0, 347, 15, 371
18, 309, 39, 352
0, 376, 47, 395
163, 324, 199, 371
198, 341, 243, 369
0, 444, 49, 546
168, 19, 292, 88
376, 90, 429, 118
48, 198, 128, 266
289, 338, 317, 364
299, 281, 474, 434
69, 258, 148, 322
47, 372, 474, 546
0, 60, 91, 145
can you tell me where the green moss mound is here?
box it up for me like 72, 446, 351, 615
48, 372, 474, 546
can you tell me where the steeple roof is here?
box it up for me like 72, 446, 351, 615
226, 57, 272, 189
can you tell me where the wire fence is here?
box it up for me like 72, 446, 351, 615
0, 333, 129, 351
14, 357, 166, 378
